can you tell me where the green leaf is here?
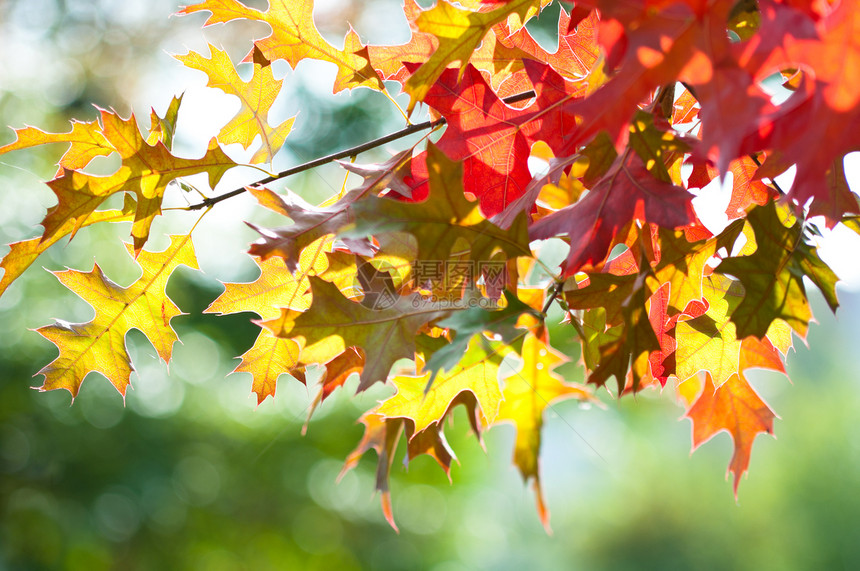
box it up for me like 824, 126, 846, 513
716, 202, 839, 338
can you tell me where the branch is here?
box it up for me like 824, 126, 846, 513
187, 89, 537, 211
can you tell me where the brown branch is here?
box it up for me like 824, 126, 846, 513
187, 89, 537, 211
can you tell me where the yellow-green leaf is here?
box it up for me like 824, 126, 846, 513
496, 332, 596, 531
675, 274, 743, 387
378, 335, 509, 433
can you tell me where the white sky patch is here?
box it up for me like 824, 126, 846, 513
814, 223, 860, 291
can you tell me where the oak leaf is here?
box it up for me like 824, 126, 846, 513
402, 0, 541, 110
36, 235, 197, 398
347, 143, 530, 276
41, 109, 237, 251
675, 274, 744, 387
260, 277, 449, 391
178, 0, 383, 92
204, 255, 317, 404
0, 195, 136, 298
681, 372, 775, 495
247, 187, 374, 272
716, 201, 839, 339
0, 120, 113, 171
176, 44, 294, 163
531, 152, 696, 276
406, 61, 584, 216
497, 332, 595, 531
378, 335, 509, 433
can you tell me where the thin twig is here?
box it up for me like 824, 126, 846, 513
541, 279, 565, 316
186, 89, 537, 211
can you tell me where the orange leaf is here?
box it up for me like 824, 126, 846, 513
683, 372, 776, 496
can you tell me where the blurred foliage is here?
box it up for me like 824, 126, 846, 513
1, 1, 860, 569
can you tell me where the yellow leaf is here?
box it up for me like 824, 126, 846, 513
378, 335, 509, 433
0, 120, 113, 170
233, 329, 301, 405
179, 0, 383, 92
496, 332, 596, 531
204, 248, 331, 403
42, 109, 236, 252
36, 235, 197, 398
176, 45, 294, 163
205, 256, 312, 320
675, 275, 743, 387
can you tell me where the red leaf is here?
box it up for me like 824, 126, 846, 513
531, 152, 696, 275
405, 61, 583, 216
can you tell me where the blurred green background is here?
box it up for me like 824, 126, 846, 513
2, 1, 860, 569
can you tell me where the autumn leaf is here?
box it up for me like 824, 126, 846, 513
732, 0, 860, 222
340, 413, 404, 531
36, 235, 197, 398
565, 272, 636, 327
502, 8, 599, 80
716, 201, 839, 339
204, 255, 318, 404
424, 290, 537, 377
679, 333, 784, 497
405, 60, 585, 217
146, 95, 184, 151
337, 150, 415, 198
0, 120, 113, 171
531, 151, 696, 276
261, 277, 449, 391
647, 221, 743, 315
305, 347, 365, 426
41, 109, 237, 252
247, 187, 375, 272
378, 334, 509, 433
402, 0, 541, 110
496, 332, 595, 531
178, 0, 383, 92
687, 156, 778, 220
347, 143, 530, 275
9, 0, 860, 533
586, 275, 659, 393
675, 274, 744, 387
176, 44, 294, 163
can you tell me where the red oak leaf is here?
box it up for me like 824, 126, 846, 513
531, 152, 696, 276
406, 60, 583, 216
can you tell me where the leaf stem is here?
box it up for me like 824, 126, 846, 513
185, 89, 537, 211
